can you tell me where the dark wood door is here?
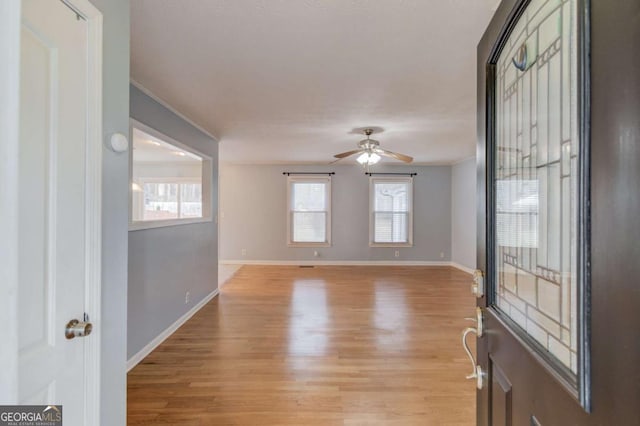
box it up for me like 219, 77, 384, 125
475, 0, 640, 425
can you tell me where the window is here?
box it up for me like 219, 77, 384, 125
370, 177, 413, 246
496, 179, 538, 248
129, 120, 212, 230
287, 176, 331, 246
138, 181, 202, 220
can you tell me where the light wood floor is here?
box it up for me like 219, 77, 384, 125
128, 265, 476, 425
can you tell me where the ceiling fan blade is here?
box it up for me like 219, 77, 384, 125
375, 148, 413, 163
333, 149, 363, 159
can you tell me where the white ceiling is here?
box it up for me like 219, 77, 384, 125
131, 1, 498, 165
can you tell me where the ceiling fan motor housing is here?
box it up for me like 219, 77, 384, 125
358, 138, 380, 150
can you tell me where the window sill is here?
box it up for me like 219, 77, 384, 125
287, 242, 332, 248
129, 217, 212, 232
369, 242, 413, 248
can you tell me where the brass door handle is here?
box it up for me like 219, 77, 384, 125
462, 326, 485, 389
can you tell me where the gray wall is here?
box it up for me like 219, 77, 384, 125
128, 85, 219, 359
220, 164, 451, 262
92, 0, 129, 424
451, 157, 477, 269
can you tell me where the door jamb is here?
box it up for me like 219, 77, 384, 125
0, 0, 22, 404
67, 1, 104, 424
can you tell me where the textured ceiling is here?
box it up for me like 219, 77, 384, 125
131, 0, 498, 165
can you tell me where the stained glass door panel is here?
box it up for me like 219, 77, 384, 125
494, 0, 578, 374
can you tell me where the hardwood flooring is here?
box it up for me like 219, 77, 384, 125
127, 265, 477, 425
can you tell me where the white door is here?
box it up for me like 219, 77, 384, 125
19, 1, 99, 424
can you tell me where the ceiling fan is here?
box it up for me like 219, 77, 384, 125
332, 128, 413, 165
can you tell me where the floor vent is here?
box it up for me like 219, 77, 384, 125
299, 265, 315, 268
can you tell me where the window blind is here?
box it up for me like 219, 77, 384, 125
290, 180, 329, 243
372, 180, 410, 244
496, 179, 539, 248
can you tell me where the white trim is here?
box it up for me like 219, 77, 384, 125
450, 262, 475, 275
369, 242, 413, 248
369, 176, 414, 247
286, 175, 332, 247
129, 217, 213, 231
127, 289, 220, 372
70, 1, 104, 424
0, 0, 21, 403
130, 79, 219, 142
286, 243, 332, 248
220, 260, 453, 267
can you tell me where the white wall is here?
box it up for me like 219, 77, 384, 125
451, 157, 477, 270
220, 164, 452, 263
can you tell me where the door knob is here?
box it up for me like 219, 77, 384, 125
65, 319, 93, 339
462, 326, 485, 389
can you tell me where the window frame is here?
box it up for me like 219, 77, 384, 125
286, 175, 332, 247
369, 176, 414, 247
129, 119, 213, 231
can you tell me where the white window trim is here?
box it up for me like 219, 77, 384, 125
287, 175, 332, 247
129, 119, 213, 231
369, 176, 414, 247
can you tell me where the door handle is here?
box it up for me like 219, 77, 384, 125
462, 325, 485, 389
65, 319, 93, 339
464, 307, 484, 337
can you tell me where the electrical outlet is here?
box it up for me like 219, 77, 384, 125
313, 250, 319, 257
185, 291, 190, 304
395, 250, 400, 258
440, 252, 445, 259
241, 249, 247, 256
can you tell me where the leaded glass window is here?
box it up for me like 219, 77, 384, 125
494, 0, 578, 373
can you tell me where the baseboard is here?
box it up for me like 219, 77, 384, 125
221, 259, 477, 274
127, 288, 219, 372
450, 262, 475, 275
220, 259, 452, 267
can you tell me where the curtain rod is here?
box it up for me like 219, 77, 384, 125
365, 172, 417, 177
282, 172, 335, 176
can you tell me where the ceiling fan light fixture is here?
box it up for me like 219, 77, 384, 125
357, 151, 381, 165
